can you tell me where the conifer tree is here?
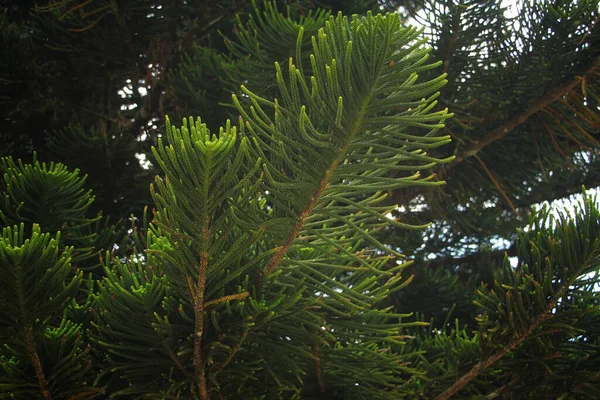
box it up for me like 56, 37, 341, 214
1, 0, 599, 398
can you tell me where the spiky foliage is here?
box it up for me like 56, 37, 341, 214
0, 224, 101, 399
0, 156, 95, 232
0, 156, 120, 270
91, 12, 453, 398
384, 0, 600, 329
396, 0, 599, 229
405, 191, 600, 399
2, 0, 600, 399
224, 1, 331, 97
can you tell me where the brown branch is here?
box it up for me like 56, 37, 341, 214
199, 218, 211, 398
204, 291, 249, 308
185, 210, 211, 399
256, 147, 348, 283
169, 350, 192, 380
192, 215, 210, 399
257, 186, 322, 282
454, 57, 600, 164
434, 283, 570, 400
485, 374, 520, 399
214, 327, 249, 374
23, 325, 52, 400
474, 155, 518, 216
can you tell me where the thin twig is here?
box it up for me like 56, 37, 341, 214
81, 5, 110, 19
541, 119, 572, 170
214, 327, 249, 374
204, 292, 249, 308
423, 246, 516, 269
59, 0, 93, 20
533, 136, 547, 180
169, 350, 192, 380
485, 374, 520, 399
474, 155, 518, 216
35, 0, 72, 12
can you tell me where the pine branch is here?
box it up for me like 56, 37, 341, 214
109, 0, 149, 78
440, 1, 462, 77
245, 13, 453, 286
257, 148, 346, 283
145, 12, 453, 396
0, 224, 82, 398
435, 282, 568, 400
436, 192, 600, 399
23, 325, 52, 400
454, 57, 600, 164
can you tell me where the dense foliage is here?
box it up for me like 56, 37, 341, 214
1, 0, 599, 398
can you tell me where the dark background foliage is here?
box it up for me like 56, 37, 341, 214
1, 0, 599, 397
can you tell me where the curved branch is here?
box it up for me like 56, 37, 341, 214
454, 57, 600, 164
434, 282, 569, 400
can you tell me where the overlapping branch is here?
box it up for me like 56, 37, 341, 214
454, 57, 600, 164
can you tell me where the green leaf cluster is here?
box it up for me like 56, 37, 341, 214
90, 11, 454, 398
0, 224, 101, 398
